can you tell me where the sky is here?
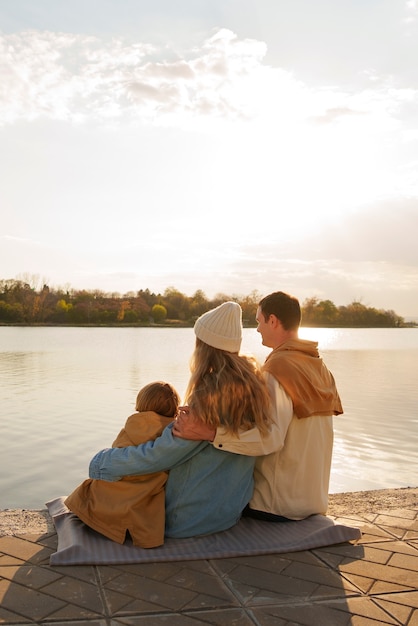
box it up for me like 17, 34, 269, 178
1, 0, 418, 318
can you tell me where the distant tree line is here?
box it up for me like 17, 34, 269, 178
0, 277, 411, 328
301, 297, 407, 328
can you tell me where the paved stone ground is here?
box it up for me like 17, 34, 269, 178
1, 489, 418, 625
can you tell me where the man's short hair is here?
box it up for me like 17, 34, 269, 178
259, 291, 301, 330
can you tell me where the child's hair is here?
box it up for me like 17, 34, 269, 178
135, 381, 180, 418
184, 339, 272, 436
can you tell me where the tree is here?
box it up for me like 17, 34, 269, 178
163, 287, 190, 320
301, 297, 320, 325
151, 304, 167, 323
189, 290, 208, 319
0, 300, 24, 322
117, 300, 130, 322
54, 299, 73, 323
317, 299, 338, 325
239, 290, 262, 324
0, 279, 408, 327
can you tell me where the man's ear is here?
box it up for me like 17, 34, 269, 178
269, 314, 279, 327
270, 315, 285, 332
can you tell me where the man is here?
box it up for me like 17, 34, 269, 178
174, 291, 343, 520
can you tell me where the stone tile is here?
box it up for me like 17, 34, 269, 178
374, 590, 418, 625
0, 536, 53, 564
352, 523, 396, 543
339, 543, 418, 593
216, 557, 358, 607
0, 563, 62, 589
313, 542, 368, 569
210, 553, 292, 577
1, 494, 418, 625
100, 561, 187, 584
253, 596, 401, 625
112, 595, 182, 615
318, 540, 418, 566
382, 508, 418, 519
318, 538, 418, 583
373, 512, 418, 537
115, 608, 255, 625
0, 577, 66, 621
165, 564, 237, 598
388, 551, 418, 570
46, 622, 108, 626
372, 539, 418, 557
0, 604, 32, 624
42, 603, 107, 622
219, 561, 317, 604
103, 569, 204, 613
371, 579, 416, 594
15, 531, 55, 543
101, 560, 239, 617
405, 528, 418, 540
40, 575, 106, 613
330, 513, 366, 522
49, 563, 98, 583
278, 557, 350, 588
34, 533, 59, 550
107, 586, 150, 615
0, 553, 25, 566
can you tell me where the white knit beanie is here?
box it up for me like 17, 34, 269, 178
194, 301, 242, 353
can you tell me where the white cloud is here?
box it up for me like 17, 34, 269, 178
0, 29, 269, 126
2, 27, 417, 134
403, 0, 418, 23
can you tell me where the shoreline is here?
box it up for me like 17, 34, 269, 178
1, 486, 417, 536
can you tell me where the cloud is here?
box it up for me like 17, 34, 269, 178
2, 234, 37, 243
307, 199, 418, 265
310, 106, 367, 125
403, 0, 418, 23
228, 198, 418, 270
2, 27, 417, 133
0, 28, 269, 126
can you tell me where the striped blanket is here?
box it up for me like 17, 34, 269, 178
46, 496, 361, 566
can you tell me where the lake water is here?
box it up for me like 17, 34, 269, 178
1, 326, 417, 510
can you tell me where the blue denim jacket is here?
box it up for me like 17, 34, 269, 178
89, 423, 255, 538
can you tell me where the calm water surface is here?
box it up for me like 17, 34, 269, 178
1, 326, 417, 509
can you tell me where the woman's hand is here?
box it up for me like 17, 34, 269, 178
172, 406, 216, 442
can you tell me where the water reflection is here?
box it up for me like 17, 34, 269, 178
329, 347, 418, 493
1, 326, 417, 508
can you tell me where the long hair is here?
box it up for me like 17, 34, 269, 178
184, 339, 272, 436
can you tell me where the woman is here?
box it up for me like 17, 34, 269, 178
89, 301, 272, 539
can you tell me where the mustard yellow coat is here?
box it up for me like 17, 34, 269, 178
65, 411, 173, 548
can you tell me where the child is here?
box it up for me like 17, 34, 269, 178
65, 381, 180, 548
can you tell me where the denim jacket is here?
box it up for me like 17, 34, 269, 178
89, 423, 255, 538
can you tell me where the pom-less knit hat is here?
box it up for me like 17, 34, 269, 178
194, 301, 242, 353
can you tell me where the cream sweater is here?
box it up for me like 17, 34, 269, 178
213, 373, 334, 519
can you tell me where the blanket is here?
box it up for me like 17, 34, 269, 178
46, 497, 361, 566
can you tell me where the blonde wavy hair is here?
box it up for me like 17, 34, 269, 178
184, 339, 272, 436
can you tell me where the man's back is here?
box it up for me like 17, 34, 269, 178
250, 386, 333, 519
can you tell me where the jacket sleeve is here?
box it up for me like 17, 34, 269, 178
89, 423, 208, 481
211, 373, 293, 456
